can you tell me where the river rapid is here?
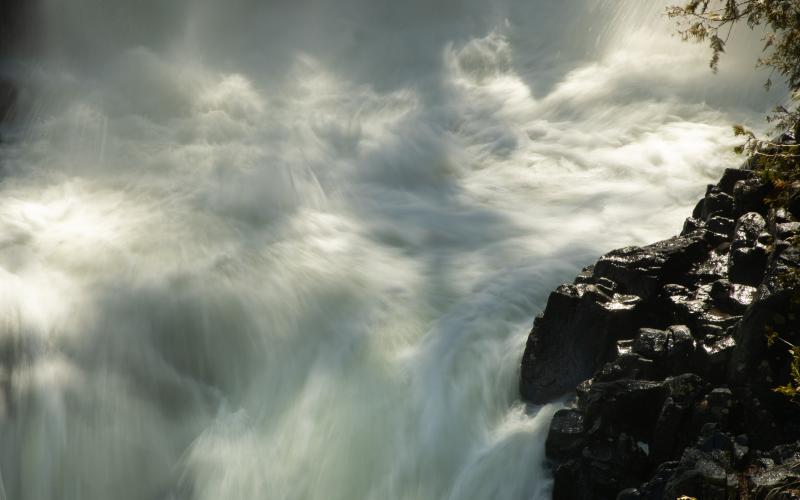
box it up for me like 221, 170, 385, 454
0, 1, 783, 499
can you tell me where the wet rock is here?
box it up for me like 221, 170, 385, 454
697, 335, 736, 383
578, 379, 668, 440
717, 168, 756, 195
661, 446, 735, 500
706, 216, 735, 238
631, 326, 695, 375
710, 279, 756, 313
776, 222, 800, 240
595, 353, 658, 382
547, 409, 586, 460
681, 217, 704, 235
789, 192, 800, 219
728, 212, 769, 286
593, 233, 708, 299
702, 191, 735, 220
574, 264, 595, 285
728, 242, 767, 286
520, 283, 643, 403
687, 247, 729, 285
651, 395, 694, 463
530, 165, 800, 499
733, 178, 771, 217
729, 245, 800, 387
553, 433, 650, 500
733, 212, 767, 247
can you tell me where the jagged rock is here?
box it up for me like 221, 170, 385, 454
733, 178, 771, 217
697, 335, 736, 383
577, 379, 668, 441
681, 216, 704, 235
710, 279, 756, 313
729, 212, 769, 286
593, 233, 708, 299
732, 212, 767, 246
706, 216, 735, 238
687, 247, 729, 285
789, 192, 800, 219
527, 164, 800, 498
595, 352, 657, 382
546, 409, 586, 460
553, 433, 650, 500
717, 168, 756, 195
520, 283, 643, 403
776, 221, 800, 240
729, 244, 800, 388
702, 191, 735, 220
660, 442, 736, 500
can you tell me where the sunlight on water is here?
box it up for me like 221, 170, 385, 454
0, 1, 786, 499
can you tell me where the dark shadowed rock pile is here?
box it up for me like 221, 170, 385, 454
520, 164, 800, 499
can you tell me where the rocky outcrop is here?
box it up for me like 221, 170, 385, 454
521, 163, 800, 499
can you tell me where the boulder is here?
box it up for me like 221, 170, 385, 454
546, 409, 586, 460
702, 191, 735, 220
728, 212, 769, 286
717, 168, 756, 195
593, 233, 708, 299
520, 283, 643, 403
733, 178, 771, 217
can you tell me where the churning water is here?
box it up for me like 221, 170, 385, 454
0, 1, 785, 499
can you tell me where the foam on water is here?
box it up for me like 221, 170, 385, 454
0, 1, 787, 499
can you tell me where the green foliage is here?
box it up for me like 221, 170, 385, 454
667, 0, 800, 149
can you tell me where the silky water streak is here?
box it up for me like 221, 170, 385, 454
0, 1, 782, 499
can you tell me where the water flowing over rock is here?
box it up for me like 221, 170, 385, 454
521, 164, 800, 499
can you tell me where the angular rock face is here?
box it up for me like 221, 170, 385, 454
519, 282, 643, 403
520, 164, 800, 499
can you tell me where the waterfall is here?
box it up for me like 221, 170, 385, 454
0, 1, 783, 499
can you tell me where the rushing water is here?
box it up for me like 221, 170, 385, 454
0, 1, 786, 499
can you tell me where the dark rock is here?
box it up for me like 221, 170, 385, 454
776, 222, 800, 240
553, 433, 650, 499
692, 199, 705, 219
574, 264, 595, 284
552, 460, 593, 500
702, 192, 735, 220
681, 217, 704, 235
631, 326, 695, 375
593, 233, 708, 299
595, 353, 658, 382
789, 192, 800, 219
651, 396, 690, 462
530, 165, 800, 499
733, 178, 771, 217
728, 245, 768, 286
661, 446, 735, 500
732, 212, 767, 248
728, 212, 769, 286
710, 279, 756, 313
729, 245, 800, 388
520, 283, 643, 403
717, 168, 755, 195
687, 247, 729, 285
707, 216, 735, 237
697, 335, 736, 382
578, 379, 668, 440
547, 409, 586, 460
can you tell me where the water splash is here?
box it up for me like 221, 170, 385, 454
0, 1, 786, 499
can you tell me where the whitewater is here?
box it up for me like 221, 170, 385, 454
0, 1, 785, 499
